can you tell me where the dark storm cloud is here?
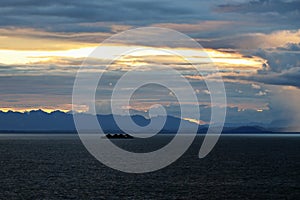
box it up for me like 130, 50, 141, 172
254, 46, 300, 72
222, 41, 300, 88
255, 67, 300, 88
277, 42, 300, 51
0, 0, 205, 30
217, 0, 300, 14
1, 0, 298, 45
224, 67, 300, 88
215, 0, 300, 33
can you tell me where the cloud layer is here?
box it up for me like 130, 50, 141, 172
0, 0, 299, 129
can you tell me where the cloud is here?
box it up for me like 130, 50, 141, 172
253, 43, 300, 73
251, 83, 261, 89
217, 41, 300, 88
0, 0, 210, 29
199, 29, 300, 49
0, 1, 299, 52
0, 28, 109, 50
255, 90, 267, 96
216, 0, 300, 14
151, 21, 235, 33
0, 64, 296, 128
224, 67, 300, 88
255, 67, 300, 88
277, 42, 300, 51
0, 0, 299, 128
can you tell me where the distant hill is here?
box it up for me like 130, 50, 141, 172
0, 110, 277, 133
222, 126, 272, 133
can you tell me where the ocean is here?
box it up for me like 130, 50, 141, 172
0, 134, 299, 199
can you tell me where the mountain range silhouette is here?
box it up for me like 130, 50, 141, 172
0, 110, 273, 133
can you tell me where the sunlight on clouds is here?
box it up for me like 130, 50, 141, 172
236, 29, 300, 49
0, 0, 298, 129
0, 43, 266, 74
106, 46, 266, 72
0, 27, 111, 50
182, 117, 207, 125
0, 35, 96, 51
228, 102, 269, 112
0, 107, 70, 113
0, 47, 96, 65
0, 104, 89, 113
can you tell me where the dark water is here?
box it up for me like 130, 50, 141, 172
0, 134, 299, 199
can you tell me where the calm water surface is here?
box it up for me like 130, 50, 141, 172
0, 134, 299, 199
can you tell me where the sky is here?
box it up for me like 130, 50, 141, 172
0, 0, 300, 130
